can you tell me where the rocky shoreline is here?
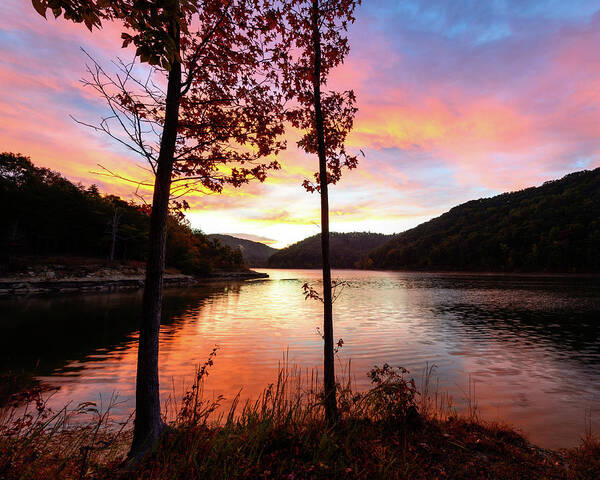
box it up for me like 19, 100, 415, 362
0, 270, 268, 297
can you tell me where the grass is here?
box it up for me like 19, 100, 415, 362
1, 354, 598, 479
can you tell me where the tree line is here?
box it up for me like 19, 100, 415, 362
268, 232, 393, 268
208, 234, 277, 266
0, 152, 243, 275
362, 168, 600, 273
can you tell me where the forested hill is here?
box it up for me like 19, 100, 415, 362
208, 234, 277, 266
267, 232, 395, 268
362, 168, 600, 273
0, 153, 244, 275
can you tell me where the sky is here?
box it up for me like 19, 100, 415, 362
1, 1, 600, 248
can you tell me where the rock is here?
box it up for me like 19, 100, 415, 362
59, 287, 78, 293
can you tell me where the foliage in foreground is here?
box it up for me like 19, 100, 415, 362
1, 360, 598, 480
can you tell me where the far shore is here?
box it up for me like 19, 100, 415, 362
0, 258, 268, 298
258, 266, 600, 278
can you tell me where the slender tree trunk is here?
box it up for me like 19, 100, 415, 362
109, 208, 120, 262
10, 219, 19, 243
130, 27, 181, 458
312, 0, 338, 423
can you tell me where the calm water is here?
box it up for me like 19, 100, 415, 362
2, 269, 599, 449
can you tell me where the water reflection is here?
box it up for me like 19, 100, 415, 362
1, 269, 599, 449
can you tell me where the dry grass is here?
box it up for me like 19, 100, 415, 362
1, 355, 597, 479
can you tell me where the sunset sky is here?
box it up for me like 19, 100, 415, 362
1, 1, 600, 247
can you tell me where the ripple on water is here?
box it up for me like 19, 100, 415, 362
1, 269, 599, 450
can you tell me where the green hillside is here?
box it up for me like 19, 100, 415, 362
267, 232, 394, 269
208, 234, 277, 267
362, 168, 600, 272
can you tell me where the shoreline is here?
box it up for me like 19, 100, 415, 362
0, 270, 268, 298
258, 266, 600, 278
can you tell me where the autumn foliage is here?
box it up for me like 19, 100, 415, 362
276, 0, 361, 192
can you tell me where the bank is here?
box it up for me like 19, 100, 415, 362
0, 258, 267, 297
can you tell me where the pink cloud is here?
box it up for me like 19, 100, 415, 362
2, 0, 600, 245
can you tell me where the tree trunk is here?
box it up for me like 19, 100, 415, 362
109, 208, 120, 262
130, 28, 182, 458
312, 0, 338, 423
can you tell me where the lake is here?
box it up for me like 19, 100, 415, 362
2, 269, 599, 449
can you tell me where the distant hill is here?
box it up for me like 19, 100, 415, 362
267, 232, 395, 269
362, 168, 600, 273
209, 234, 277, 267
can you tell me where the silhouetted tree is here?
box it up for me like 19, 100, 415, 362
107, 202, 123, 262
31, 0, 285, 457
277, 0, 360, 422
